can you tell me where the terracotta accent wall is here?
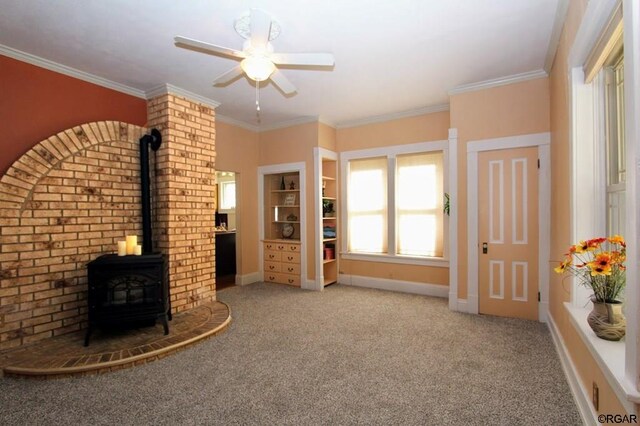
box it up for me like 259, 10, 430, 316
146, 93, 216, 312
0, 55, 147, 175
548, 0, 628, 415
216, 121, 260, 280
0, 122, 145, 350
449, 78, 550, 299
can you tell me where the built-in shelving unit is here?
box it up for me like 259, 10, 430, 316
314, 148, 339, 288
262, 170, 302, 287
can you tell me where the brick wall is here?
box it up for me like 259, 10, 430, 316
147, 93, 216, 313
0, 122, 146, 350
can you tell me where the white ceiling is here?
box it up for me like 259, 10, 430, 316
0, 0, 560, 129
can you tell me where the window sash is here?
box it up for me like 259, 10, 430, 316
347, 157, 388, 253
396, 152, 444, 257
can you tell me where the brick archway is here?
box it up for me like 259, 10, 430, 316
0, 121, 146, 350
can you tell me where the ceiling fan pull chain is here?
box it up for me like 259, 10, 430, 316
255, 80, 261, 112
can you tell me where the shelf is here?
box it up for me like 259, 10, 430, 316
273, 205, 300, 208
323, 259, 336, 264
322, 176, 335, 181
323, 278, 337, 286
322, 196, 336, 200
322, 216, 336, 220
271, 189, 300, 193
323, 238, 337, 242
272, 221, 300, 224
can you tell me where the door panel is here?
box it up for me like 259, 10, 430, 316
478, 147, 538, 320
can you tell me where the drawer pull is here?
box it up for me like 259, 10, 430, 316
266, 244, 273, 250
288, 267, 294, 272
277, 245, 285, 250
269, 255, 275, 259
287, 256, 293, 261
268, 275, 275, 281
269, 265, 275, 270
290, 246, 298, 251
288, 279, 294, 284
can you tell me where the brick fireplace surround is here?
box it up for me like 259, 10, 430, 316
0, 93, 216, 351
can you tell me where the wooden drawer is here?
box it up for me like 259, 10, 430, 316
264, 242, 276, 251
275, 273, 300, 286
264, 261, 281, 273
281, 263, 300, 275
264, 251, 281, 262
282, 252, 300, 264
286, 244, 300, 253
264, 272, 300, 287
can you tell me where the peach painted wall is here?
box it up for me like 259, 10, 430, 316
449, 78, 550, 299
335, 111, 450, 286
318, 122, 337, 151
0, 55, 147, 175
548, 0, 628, 415
259, 122, 319, 281
216, 121, 260, 278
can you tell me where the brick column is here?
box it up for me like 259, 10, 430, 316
146, 93, 216, 312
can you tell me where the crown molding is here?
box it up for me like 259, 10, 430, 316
544, 0, 570, 72
448, 69, 548, 96
335, 103, 449, 129
258, 115, 325, 132
216, 114, 260, 132
0, 44, 147, 99
145, 84, 221, 109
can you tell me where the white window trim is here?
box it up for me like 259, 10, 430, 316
339, 140, 449, 266
560, 0, 640, 413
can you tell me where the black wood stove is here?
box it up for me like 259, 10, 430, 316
84, 129, 171, 346
85, 253, 170, 346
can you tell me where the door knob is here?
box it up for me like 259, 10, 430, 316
482, 242, 488, 254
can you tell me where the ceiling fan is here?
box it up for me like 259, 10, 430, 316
174, 8, 335, 97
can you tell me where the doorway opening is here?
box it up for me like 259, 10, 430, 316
216, 171, 238, 291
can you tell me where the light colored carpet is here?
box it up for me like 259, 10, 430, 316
0, 282, 581, 425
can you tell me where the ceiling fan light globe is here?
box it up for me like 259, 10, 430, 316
241, 56, 276, 81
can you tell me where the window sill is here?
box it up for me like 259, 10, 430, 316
341, 253, 449, 267
563, 302, 640, 409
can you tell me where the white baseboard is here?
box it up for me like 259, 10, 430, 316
547, 312, 597, 425
539, 301, 549, 323
338, 274, 448, 298
456, 299, 469, 313
235, 272, 260, 286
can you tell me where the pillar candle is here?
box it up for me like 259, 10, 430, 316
134, 244, 142, 256
126, 235, 137, 255
117, 241, 127, 256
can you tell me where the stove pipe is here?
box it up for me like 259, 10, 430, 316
139, 129, 162, 254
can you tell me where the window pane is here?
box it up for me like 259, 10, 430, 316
350, 215, 385, 253
396, 151, 444, 257
398, 214, 436, 256
220, 182, 236, 210
347, 157, 387, 253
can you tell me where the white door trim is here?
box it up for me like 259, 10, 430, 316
466, 132, 550, 321
313, 147, 338, 291
257, 162, 307, 287
447, 129, 459, 311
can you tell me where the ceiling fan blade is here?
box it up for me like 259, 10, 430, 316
212, 65, 244, 85
250, 8, 271, 49
270, 69, 297, 95
271, 53, 335, 67
174, 36, 246, 60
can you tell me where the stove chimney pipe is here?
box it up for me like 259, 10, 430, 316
139, 129, 162, 254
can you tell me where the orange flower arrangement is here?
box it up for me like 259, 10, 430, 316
554, 235, 626, 303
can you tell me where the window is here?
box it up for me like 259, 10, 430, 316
396, 152, 444, 257
347, 157, 387, 253
605, 52, 625, 236
343, 142, 447, 263
219, 181, 236, 211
